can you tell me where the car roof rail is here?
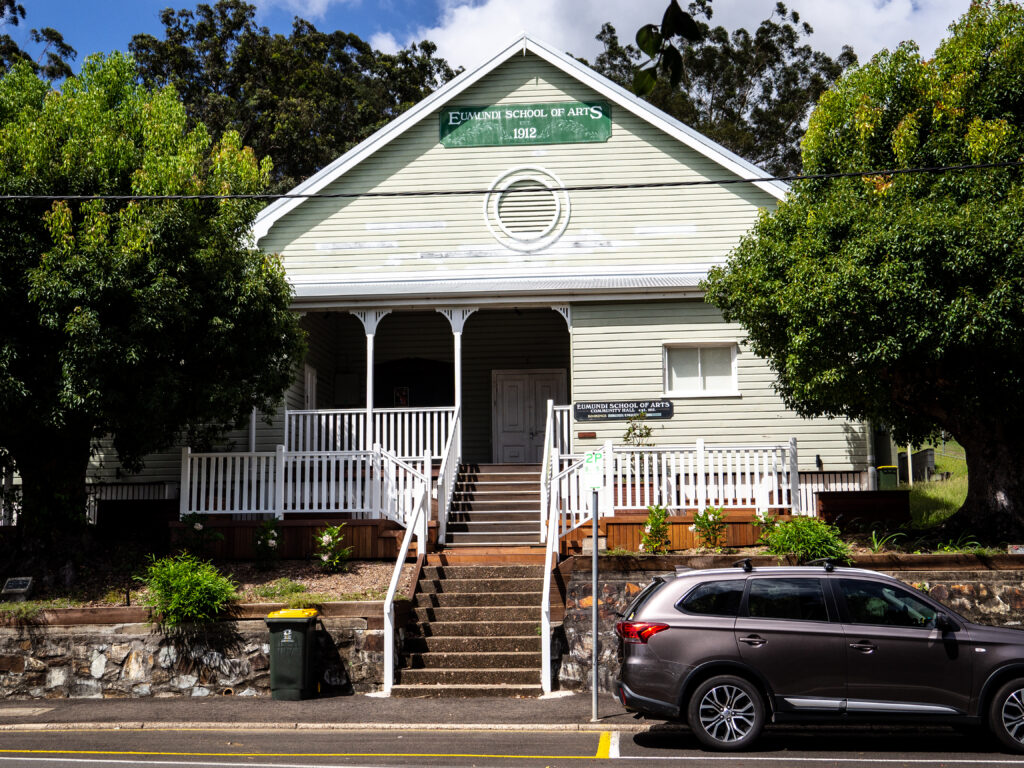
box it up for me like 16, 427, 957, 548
732, 558, 753, 572
806, 558, 836, 572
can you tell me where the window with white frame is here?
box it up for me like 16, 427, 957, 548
664, 344, 738, 396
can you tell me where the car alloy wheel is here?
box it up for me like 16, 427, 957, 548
687, 675, 764, 751
991, 679, 1024, 753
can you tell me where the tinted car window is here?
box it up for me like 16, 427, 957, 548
839, 578, 938, 628
622, 579, 667, 620
747, 578, 828, 622
677, 580, 744, 616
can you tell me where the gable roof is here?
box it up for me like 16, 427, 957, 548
252, 33, 788, 243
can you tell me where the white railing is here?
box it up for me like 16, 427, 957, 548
539, 401, 557, 544
798, 470, 869, 514
181, 447, 283, 518
180, 445, 428, 522
436, 407, 461, 544
285, 407, 455, 458
383, 459, 430, 696
552, 405, 572, 455
380, 450, 431, 526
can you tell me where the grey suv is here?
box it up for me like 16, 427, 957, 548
614, 562, 1024, 752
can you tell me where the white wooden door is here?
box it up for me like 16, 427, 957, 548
492, 369, 567, 463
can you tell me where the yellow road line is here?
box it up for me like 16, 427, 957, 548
0, 753, 598, 765
595, 731, 612, 758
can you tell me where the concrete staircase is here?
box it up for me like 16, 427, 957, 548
393, 561, 545, 697
445, 464, 542, 547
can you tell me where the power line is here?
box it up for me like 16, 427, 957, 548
0, 159, 1022, 202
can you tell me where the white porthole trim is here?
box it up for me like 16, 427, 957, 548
484, 166, 571, 252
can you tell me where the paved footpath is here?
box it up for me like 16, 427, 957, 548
0, 691, 652, 732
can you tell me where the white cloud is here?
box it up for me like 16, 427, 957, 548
371, 30, 402, 54
253, 0, 360, 21
393, 0, 971, 72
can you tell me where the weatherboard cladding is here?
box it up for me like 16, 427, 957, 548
570, 301, 867, 472
258, 52, 776, 288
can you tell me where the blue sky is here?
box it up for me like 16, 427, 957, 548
12, 0, 971, 76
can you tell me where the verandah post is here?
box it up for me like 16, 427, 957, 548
274, 445, 286, 520
789, 437, 801, 514
696, 439, 707, 513
179, 447, 191, 520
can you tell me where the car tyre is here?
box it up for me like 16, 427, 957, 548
686, 675, 765, 751
990, 679, 1024, 753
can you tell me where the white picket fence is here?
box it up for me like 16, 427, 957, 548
541, 438, 800, 541
180, 445, 428, 523
285, 407, 455, 458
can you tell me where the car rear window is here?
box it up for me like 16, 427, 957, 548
677, 580, 745, 617
622, 579, 667, 620
747, 578, 829, 622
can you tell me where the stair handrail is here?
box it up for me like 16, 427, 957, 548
436, 405, 461, 545
382, 449, 431, 696
540, 462, 560, 693
538, 399, 556, 544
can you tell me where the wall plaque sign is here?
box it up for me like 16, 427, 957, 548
440, 101, 611, 148
573, 400, 674, 422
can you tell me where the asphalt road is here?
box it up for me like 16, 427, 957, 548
0, 726, 1021, 767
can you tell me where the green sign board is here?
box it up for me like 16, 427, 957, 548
440, 101, 611, 148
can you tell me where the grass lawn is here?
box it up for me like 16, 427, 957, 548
907, 439, 968, 529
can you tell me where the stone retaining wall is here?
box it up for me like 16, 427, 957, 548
558, 556, 1024, 693
0, 616, 387, 699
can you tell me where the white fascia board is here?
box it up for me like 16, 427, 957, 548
253, 33, 788, 243
290, 289, 706, 312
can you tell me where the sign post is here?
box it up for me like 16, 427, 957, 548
582, 450, 604, 722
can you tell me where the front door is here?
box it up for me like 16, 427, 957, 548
492, 369, 567, 463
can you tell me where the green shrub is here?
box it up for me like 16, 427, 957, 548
764, 516, 851, 564
690, 506, 727, 552
314, 523, 353, 572
639, 504, 671, 554
139, 553, 237, 630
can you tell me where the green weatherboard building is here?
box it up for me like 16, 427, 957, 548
85, 34, 872, 526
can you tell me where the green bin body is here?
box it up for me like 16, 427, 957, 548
265, 609, 318, 700
876, 466, 898, 491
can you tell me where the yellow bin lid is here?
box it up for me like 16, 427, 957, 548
267, 608, 319, 619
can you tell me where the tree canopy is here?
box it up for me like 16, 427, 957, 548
0, 54, 305, 540
704, 0, 1024, 539
0, 0, 76, 80
590, 1, 856, 175
130, 0, 457, 192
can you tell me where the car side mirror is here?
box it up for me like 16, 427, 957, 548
935, 612, 958, 632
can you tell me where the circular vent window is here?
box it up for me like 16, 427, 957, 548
484, 167, 570, 252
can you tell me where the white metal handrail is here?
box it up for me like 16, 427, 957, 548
539, 400, 556, 544
383, 451, 431, 695
436, 406, 461, 544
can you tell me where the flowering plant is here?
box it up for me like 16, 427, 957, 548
691, 506, 727, 552
178, 512, 224, 556
314, 523, 353, 572
254, 517, 281, 571
751, 508, 778, 547
639, 504, 670, 554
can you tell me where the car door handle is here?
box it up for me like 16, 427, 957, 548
849, 641, 877, 653
738, 635, 766, 647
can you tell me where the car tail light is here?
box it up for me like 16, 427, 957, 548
615, 620, 669, 644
